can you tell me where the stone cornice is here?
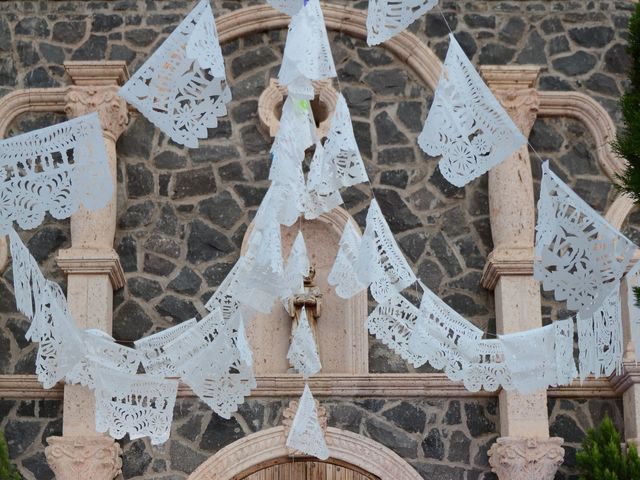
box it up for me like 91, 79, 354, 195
610, 362, 640, 395
481, 247, 535, 290
64, 61, 129, 86
56, 248, 125, 290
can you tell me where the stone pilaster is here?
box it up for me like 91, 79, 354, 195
45, 436, 122, 480
480, 66, 564, 479
47, 62, 129, 480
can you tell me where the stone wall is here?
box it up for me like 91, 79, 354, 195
0, 0, 635, 479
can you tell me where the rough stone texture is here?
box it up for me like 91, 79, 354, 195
0, 1, 636, 479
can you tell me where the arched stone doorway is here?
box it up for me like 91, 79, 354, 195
187, 427, 422, 480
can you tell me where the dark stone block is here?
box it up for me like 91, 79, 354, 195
200, 415, 244, 451
154, 151, 186, 169
357, 47, 393, 67
15, 17, 50, 37
41, 418, 62, 446
517, 31, 546, 64
375, 111, 409, 145
187, 220, 234, 264
119, 201, 155, 229
338, 60, 363, 82
539, 75, 573, 91
4, 419, 41, 457
464, 403, 495, 437
442, 206, 470, 237
177, 414, 202, 441
38, 400, 60, 418
425, 12, 458, 37
168, 267, 202, 295
209, 119, 233, 140
122, 439, 152, 478
0, 57, 16, 86
0, 329, 10, 373
454, 31, 478, 58
128, 277, 163, 301
22, 452, 54, 480
355, 399, 385, 412
0, 400, 14, 422
343, 87, 372, 117
408, 187, 440, 211
380, 169, 408, 189
192, 145, 240, 164
240, 125, 270, 155
17, 400, 35, 417
549, 35, 570, 55
116, 235, 138, 272
40, 43, 64, 64
445, 400, 461, 425
110, 44, 136, 62
585, 73, 620, 96
364, 70, 407, 96
444, 293, 487, 316
541, 17, 564, 34
237, 401, 265, 432
568, 26, 614, 48
552, 51, 597, 76
232, 72, 267, 100
398, 232, 427, 263
27, 227, 67, 262
0, 18, 10, 52
605, 43, 630, 74
125, 28, 158, 47
560, 143, 599, 175
143, 253, 176, 276
353, 121, 372, 159
378, 147, 415, 166
0, 281, 17, 314
397, 101, 423, 133
199, 191, 243, 230
412, 463, 466, 480
418, 259, 444, 291
17, 40, 39, 66
173, 167, 216, 199
234, 184, 267, 208
429, 167, 465, 198
327, 404, 362, 433
374, 189, 421, 233
155, 296, 199, 323
52, 21, 86, 43
155, 204, 179, 236
114, 300, 153, 341
574, 178, 610, 212
118, 116, 155, 159
530, 119, 564, 152
92, 13, 123, 31
382, 402, 426, 433
219, 162, 246, 182
231, 100, 258, 123
25, 67, 58, 88
144, 234, 181, 258
231, 46, 278, 78
203, 261, 235, 287
422, 428, 444, 460
430, 233, 462, 277
170, 440, 207, 474
72, 35, 107, 60
13, 348, 36, 374
448, 430, 471, 463
464, 14, 495, 29
126, 163, 154, 198
7, 318, 30, 349
479, 43, 516, 65
365, 417, 417, 458
147, 13, 181, 26
498, 16, 526, 45
550, 414, 584, 443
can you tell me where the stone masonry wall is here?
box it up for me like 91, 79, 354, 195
0, 0, 635, 479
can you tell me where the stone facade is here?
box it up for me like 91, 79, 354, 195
0, 0, 636, 479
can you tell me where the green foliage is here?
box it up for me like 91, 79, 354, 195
576, 415, 640, 480
614, 4, 640, 203
0, 431, 20, 480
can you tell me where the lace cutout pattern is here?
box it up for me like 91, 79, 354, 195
94, 364, 178, 445
577, 284, 623, 381
328, 221, 366, 299
535, 162, 635, 315
357, 199, 416, 302
418, 34, 526, 187
319, 94, 368, 193
278, 0, 336, 86
267, 0, 305, 15
204, 258, 245, 318
366, 0, 439, 46
283, 231, 311, 301
0, 113, 112, 234
119, 0, 230, 148
286, 384, 329, 460
134, 319, 197, 377
304, 143, 344, 220
287, 307, 322, 378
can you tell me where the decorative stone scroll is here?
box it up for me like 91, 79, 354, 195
45, 436, 123, 480
488, 437, 564, 480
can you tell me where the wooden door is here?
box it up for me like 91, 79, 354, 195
241, 459, 379, 480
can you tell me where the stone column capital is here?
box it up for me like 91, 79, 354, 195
57, 247, 125, 290
488, 436, 564, 480
65, 86, 128, 141
45, 435, 122, 480
481, 247, 535, 290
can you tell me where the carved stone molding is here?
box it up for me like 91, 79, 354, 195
488, 437, 564, 480
188, 426, 422, 480
45, 435, 122, 480
57, 248, 125, 290
0, 236, 7, 273
481, 247, 535, 290
64, 61, 129, 86
65, 86, 128, 141
258, 77, 339, 138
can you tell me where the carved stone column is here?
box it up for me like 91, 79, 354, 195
46, 61, 129, 480
480, 66, 564, 479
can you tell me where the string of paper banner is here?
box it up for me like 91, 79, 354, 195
1, 0, 638, 459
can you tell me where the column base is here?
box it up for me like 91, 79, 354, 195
488, 436, 564, 480
45, 435, 122, 480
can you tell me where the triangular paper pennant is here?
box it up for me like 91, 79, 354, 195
134, 319, 198, 377
577, 284, 623, 381
357, 199, 416, 302
535, 161, 635, 316
267, 0, 306, 16
272, 95, 316, 159
287, 307, 322, 378
234, 311, 253, 368
94, 364, 178, 445
366, 0, 439, 46
418, 34, 526, 187
328, 220, 366, 298
278, 0, 336, 86
319, 94, 369, 194
286, 384, 329, 460
119, 0, 230, 148
626, 261, 640, 359
283, 231, 311, 301
0, 113, 112, 233
304, 143, 344, 220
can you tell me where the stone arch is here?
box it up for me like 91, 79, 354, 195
187, 426, 423, 480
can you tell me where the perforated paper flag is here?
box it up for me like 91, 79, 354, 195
287, 307, 322, 378
286, 384, 329, 460
367, 0, 439, 46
